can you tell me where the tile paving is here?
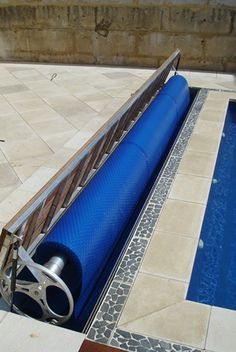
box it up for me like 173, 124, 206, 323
0, 63, 236, 352
0, 312, 85, 352
0, 63, 154, 229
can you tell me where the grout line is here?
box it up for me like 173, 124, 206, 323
0, 148, 22, 187
1, 93, 56, 155
204, 305, 213, 351
138, 270, 190, 285
177, 170, 215, 179
168, 196, 210, 206
0, 310, 8, 324
176, 170, 215, 180
154, 227, 202, 240
117, 301, 184, 330
13, 67, 86, 132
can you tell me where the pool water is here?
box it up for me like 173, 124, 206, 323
187, 101, 236, 310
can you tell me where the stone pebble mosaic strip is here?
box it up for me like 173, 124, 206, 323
114, 237, 148, 284
87, 281, 132, 344
111, 330, 201, 352
87, 89, 208, 351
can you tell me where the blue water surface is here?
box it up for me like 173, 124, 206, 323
187, 102, 236, 310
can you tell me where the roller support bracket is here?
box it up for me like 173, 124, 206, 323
0, 253, 74, 325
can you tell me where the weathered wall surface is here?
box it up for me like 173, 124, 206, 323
0, 0, 235, 71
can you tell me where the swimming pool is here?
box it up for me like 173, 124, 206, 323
187, 101, 236, 310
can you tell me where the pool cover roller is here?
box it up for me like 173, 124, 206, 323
30, 75, 190, 322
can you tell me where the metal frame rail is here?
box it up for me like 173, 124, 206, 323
0, 50, 180, 272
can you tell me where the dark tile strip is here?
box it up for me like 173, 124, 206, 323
87, 89, 208, 351
88, 282, 132, 344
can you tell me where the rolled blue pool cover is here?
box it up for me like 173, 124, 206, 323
33, 75, 190, 321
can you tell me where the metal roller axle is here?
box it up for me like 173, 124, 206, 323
44, 255, 67, 276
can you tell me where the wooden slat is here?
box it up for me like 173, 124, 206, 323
98, 121, 119, 154
106, 116, 127, 154
115, 111, 132, 140
42, 180, 68, 233
79, 137, 107, 187
91, 135, 107, 170
53, 172, 77, 215
79, 145, 101, 187
27, 220, 49, 249
34, 191, 57, 230
121, 99, 143, 131
62, 157, 90, 207
0, 228, 12, 269
22, 205, 44, 248
22, 190, 59, 247
94, 125, 117, 168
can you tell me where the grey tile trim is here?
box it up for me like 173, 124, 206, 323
87, 88, 208, 351
114, 237, 148, 284
87, 281, 132, 344
111, 329, 202, 352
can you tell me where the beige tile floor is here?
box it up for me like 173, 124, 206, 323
0, 62, 236, 351
0, 311, 85, 352
0, 62, 155, 228
118, 85, 236, 352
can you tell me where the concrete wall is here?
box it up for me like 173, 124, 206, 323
0, 0, 235, 71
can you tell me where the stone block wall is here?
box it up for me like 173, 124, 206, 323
0, 0, 235, 71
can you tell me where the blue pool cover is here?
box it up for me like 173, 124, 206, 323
31, 75, 191, 323
188, 101, 236, 310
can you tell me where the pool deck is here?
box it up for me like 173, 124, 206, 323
0, 63, 236, 352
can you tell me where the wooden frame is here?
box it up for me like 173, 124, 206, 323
0, 50, 180, 270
